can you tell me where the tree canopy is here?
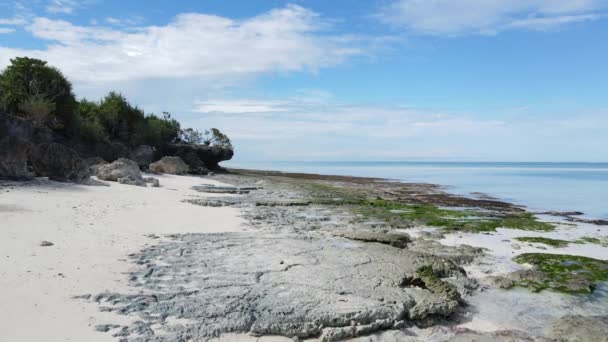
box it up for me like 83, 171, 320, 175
0, 57, 76, 128
0, 57, 231, 150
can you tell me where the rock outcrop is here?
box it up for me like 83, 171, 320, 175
84, 157, 108, 175
0, 112, 56, 144
130, 145, 155, 169
96, 158, 143, 182
149, 156, 189, 175
29, 143, 91, 182
0, 136, 33, 180
159, 144, 233, 171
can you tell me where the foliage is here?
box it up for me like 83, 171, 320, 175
97, 92, 145, 142
181, 128, 204, 144
0, 57, 76, 129
1, 57, 232, 150
17, 97, 56, 124
203, 128, 233, 148
133, 112, 181, 147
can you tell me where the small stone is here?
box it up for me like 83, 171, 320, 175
40, 241, 54, 247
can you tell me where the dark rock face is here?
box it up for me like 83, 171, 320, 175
0, 112, 57, 144
0, 136, 33, 180
70, 140, 130, 163
29, 143, 91, 182
130, 145, 155, 169
159, 144, 233, 171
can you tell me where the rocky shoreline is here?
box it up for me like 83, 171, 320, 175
85, 169, 608, 341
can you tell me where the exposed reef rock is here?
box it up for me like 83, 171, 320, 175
29, 143, 90, 182
92, 233, 467, 342
334, 230, 411, 248
159, 143, 233, 171
0, 136, 33, 180
545, 315, 608, 342
149, 156, 189, 175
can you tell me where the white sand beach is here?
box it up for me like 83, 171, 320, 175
0, 175, 244, 342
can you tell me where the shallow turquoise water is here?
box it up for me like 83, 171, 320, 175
225, 161, 608, 219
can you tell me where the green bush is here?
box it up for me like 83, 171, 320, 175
0, 57, 77, 130
97, 92, 145, 142
1, 57, 231, 151
133, 112, 181, 147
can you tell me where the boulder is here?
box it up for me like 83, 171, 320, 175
96, 158, 142, 182
118, 176, 146, 187
174, 150, 209, 175
143, 177, 160, 188
150, 156, 189, 175
29, 143, 90, 182
130, 145, 155, 169
84, 157, 108, 175
0, 136, 33, 180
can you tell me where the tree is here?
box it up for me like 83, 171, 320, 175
0, 57, 76, 128
133, 112, 181, 147
98, 91, 145, 143
203, 128, 233, 149
180, 128, 204, 144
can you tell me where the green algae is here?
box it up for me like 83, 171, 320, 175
415, 265, 461, 300
513, 253, 608, 294
575, 236, 608, 247
515, 236, 570, 248
300, 181, 554, 232
353, 199, 554, 232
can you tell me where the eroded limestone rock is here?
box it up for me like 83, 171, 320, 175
92, 233, 467, 341
149, 156, 189, 175
96, 158, 142, 182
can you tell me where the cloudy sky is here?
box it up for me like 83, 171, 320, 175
1, 0, 607, 161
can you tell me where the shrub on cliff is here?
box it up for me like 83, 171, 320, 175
97, 92, 145, 142
179, 127, 232, 149
133, 112, 181, 147
0, 57, 77, 130
1, 57, 233, 163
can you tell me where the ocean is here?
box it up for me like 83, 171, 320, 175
225, 161, 608, 219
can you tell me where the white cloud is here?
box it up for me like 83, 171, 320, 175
195, 100, 289, 114
105, 16, 145, 27
46, 0, 80, 14
0, 16, 27, 26
0, 5, 363, 85
377, 0, 605, 36
186, 96, 608, 161
0, 28, 17, 34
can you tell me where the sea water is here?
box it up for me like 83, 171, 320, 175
226, 161, 608, 219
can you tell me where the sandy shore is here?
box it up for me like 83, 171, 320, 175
0, 174, 244, 342
2, 170, 607, 342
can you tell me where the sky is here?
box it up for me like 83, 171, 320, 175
0, 0, 607, 162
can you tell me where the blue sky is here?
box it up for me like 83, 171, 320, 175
1, 0, 607, 161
